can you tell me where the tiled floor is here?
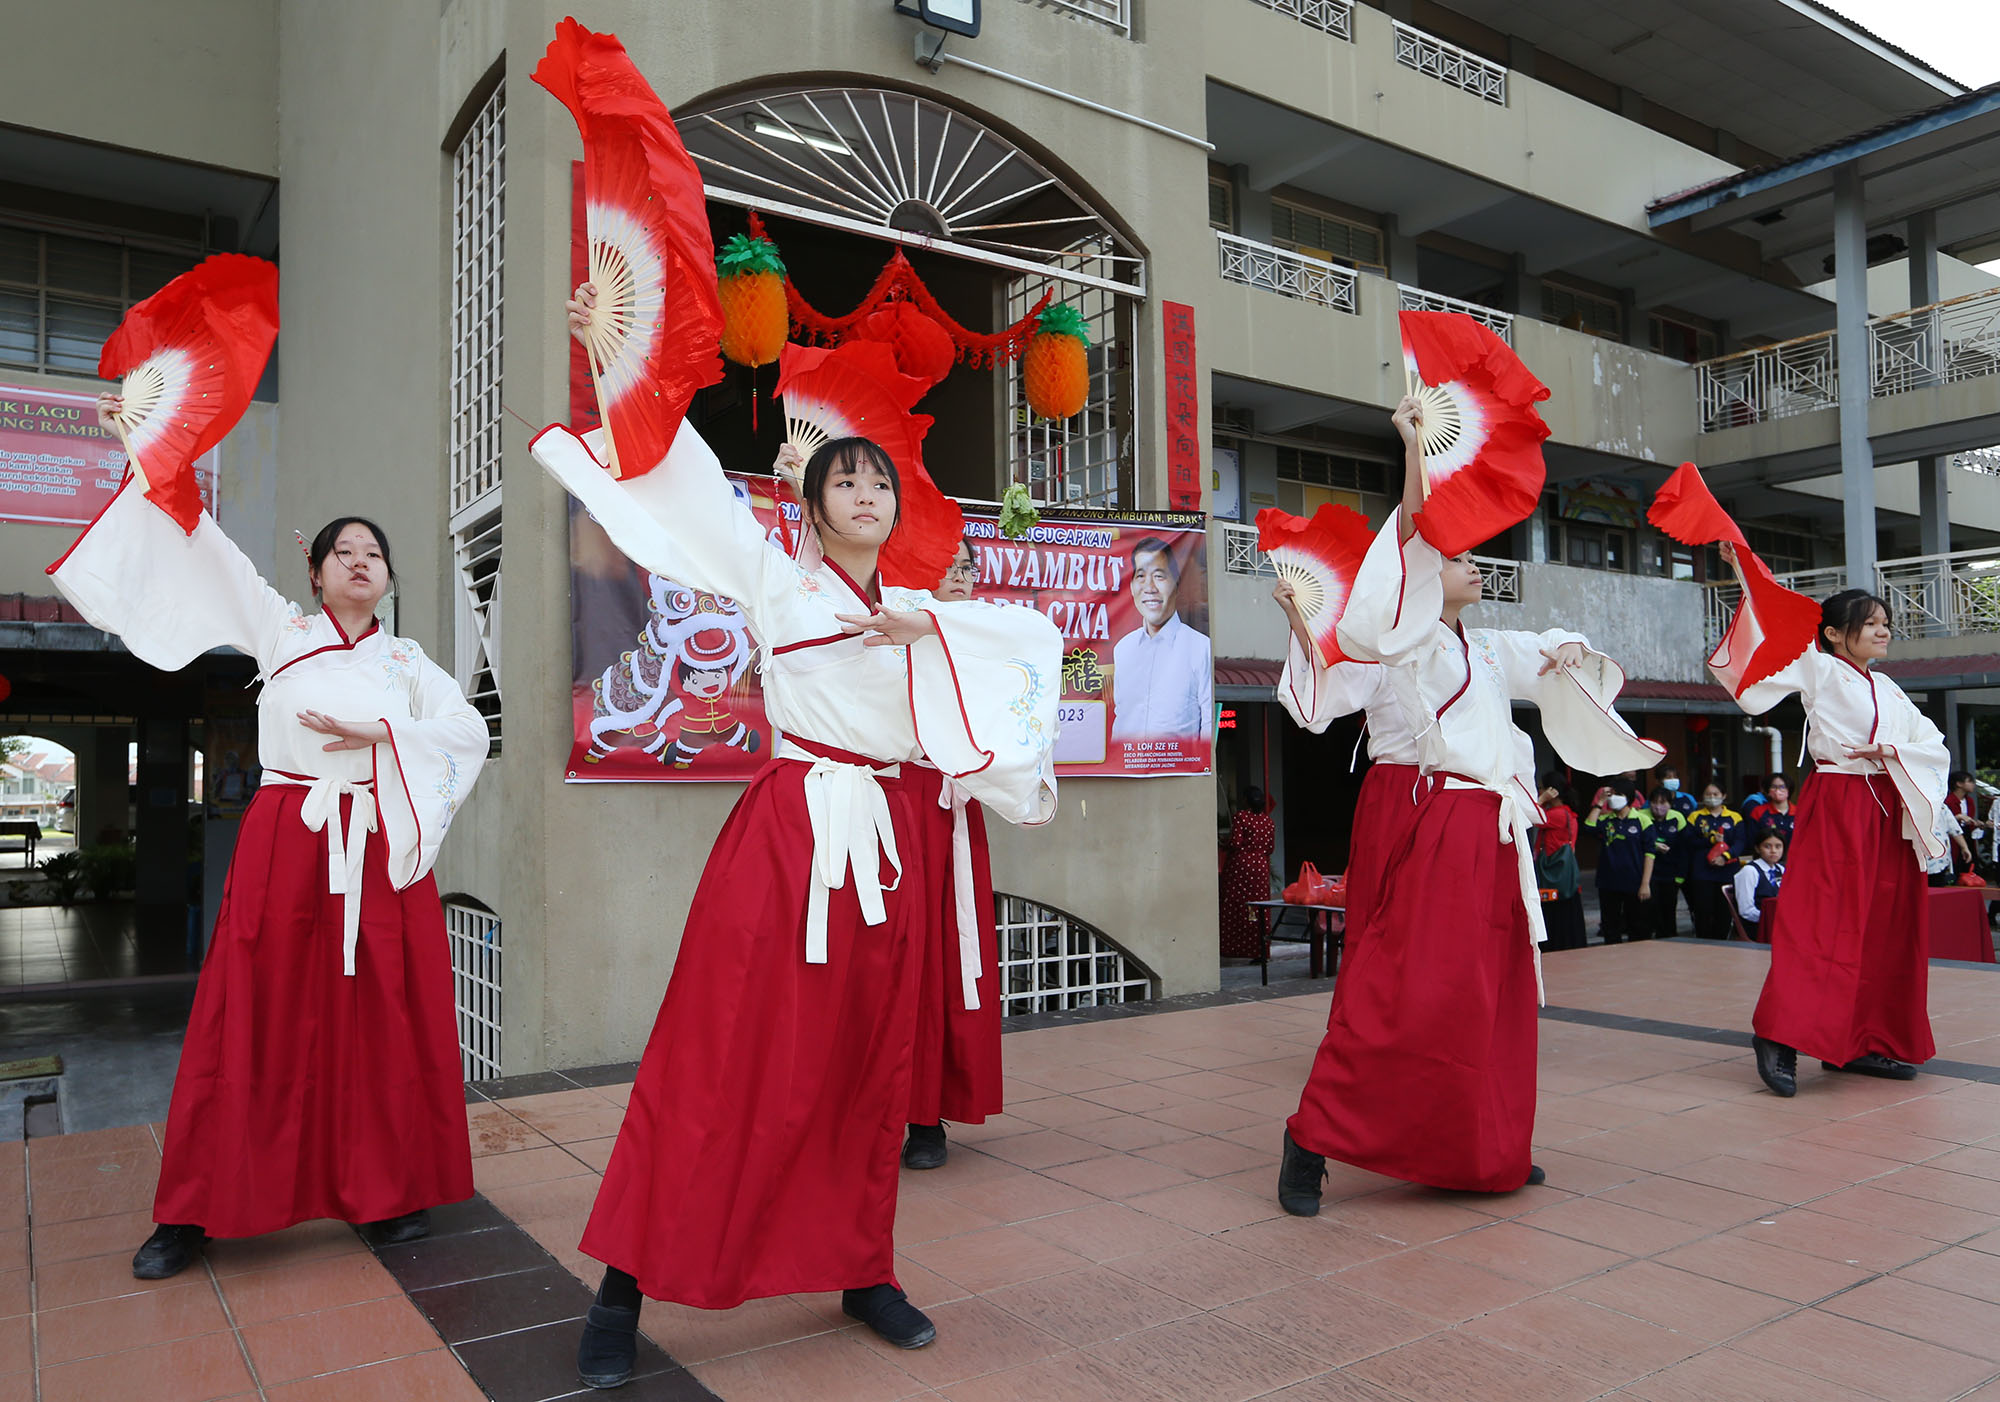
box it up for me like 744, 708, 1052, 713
15, 940, 2000, 1401
0, 901, 195, 990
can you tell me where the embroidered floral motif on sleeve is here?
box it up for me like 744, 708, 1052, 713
433, 749, 464, 823
285, 605, 313, 634
381, 641, 418, 688
1008, 658, 1047, 747
792, 565, 824, 600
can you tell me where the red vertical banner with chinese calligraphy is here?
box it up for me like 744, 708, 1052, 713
1162, 301, 1202, 513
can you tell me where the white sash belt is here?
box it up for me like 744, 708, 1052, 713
265, 773, 377, 976
1441, 776, 1549, 1005
937, 776, 984, 1012
778, 739, 903, 966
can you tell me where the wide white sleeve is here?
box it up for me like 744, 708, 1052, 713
1481, 629, 1666, 777
1733, 863, 1762, 922
376, 647, 491, 890
1880, 686, 1951, 864
909, 600, 1062, 827
1734, 648, 1821, 717
1336, 507, 1443, 668
1277, 637, 1383, 735
531, 420, 794, 633
48, 477, 297, 673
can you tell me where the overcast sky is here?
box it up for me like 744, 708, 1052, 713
1818, 0, 2000, 88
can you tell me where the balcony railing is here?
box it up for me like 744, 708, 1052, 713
1223, 519, 1521, 608
1954, 446, 2000, 476
1392, 20, 1507, 106
1016, 0, 1130, 34
1702, 566, 1845, 651
1247, 0, 1354, 38
1474, 554, 1521, 604
1398, 284, 1514, 345
1703, 553, 2000, 646
1216, 231, 1360, 313
1696, 285, 2000, 432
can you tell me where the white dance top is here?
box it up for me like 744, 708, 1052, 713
1276, 639, 1419, 766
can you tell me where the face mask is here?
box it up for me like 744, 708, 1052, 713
1662, 779, 1680, 792
1704, 795, 1724, 809
1606, 794, 1628, 812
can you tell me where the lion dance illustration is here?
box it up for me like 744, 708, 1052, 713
585, 577, 763, 769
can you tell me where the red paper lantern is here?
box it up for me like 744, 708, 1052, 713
850, 303, 956, 388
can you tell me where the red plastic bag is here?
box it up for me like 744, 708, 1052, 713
1960, 872, 1987, 889
1282, 861, 1341, 905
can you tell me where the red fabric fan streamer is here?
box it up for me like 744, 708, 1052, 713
1648, 462, 1820, 694
745, 213, 1052, 370
96, 253, 279, 534
1256, 503, 1375, 666
775, 340, 963, 589
536, 18, 723, 479
1399, 311, 1551, 558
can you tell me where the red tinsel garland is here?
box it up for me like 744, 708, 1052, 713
746, 211, 1052, 369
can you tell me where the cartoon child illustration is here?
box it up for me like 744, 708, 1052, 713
586, 579, 760, 765
664, 627, 762, 769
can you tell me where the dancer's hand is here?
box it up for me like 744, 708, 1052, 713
1538, 641, 1587, 674
1844, 743, 1890, 762
96, 393, 123, 432
566, 283, 598, 345
1391, 396, 1423, 446
1271, 578, 1302, 617
773, 443, 805, 479
836, 609, 937, 648
297, 711, 389, 752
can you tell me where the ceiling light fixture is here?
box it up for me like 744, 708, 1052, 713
745, 115, 852, 157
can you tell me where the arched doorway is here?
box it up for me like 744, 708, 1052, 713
678, 84, 1147, 508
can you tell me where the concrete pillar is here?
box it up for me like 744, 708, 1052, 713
1945, 691, 1964, 768
133, 713, 189, 946
1833, 164, 1878, 588
1501, 253, 1540, 318
1906, 209, 1952, 564
1506, 35, 1536, 76
1909, 210, 1941, 309
1383, 212, 1420, 286
81, 727, 130, 846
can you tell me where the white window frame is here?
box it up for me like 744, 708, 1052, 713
996, 894, 1153, 1015
446, 899, 503, 1081
1004, 244, 1137, 509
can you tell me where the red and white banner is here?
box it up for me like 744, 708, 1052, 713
1163, 300, 1202, 512
0, 384, 215, 527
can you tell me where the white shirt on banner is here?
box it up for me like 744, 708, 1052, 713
1109, 611, 1213, 741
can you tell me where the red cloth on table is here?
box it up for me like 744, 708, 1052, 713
1218, 808, 1277, 958
906, 764, 1003, 1125
581, 756, 928, 1308
1754, 772, 1934, 1066
1288, 780, 1538, 1193
154, 785, 471, 1236
1927, 886, 1995, 963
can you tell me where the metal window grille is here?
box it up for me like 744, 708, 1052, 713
1208, 176, 1234, 233
1217, 232, 1359, 314
0, 223, 202, 376
1005, 243, 1135, 508
1248, 0, 1354, 39
1541, 281, 1624, 340
450, 82, 506, 518
1392, 19, 1508, 105
1016, 0, 1131, 34
1471, 554, 1520, 603
1397, 283, 1513, 345
446, 900, 503, 1080
453, 507, 503, 753
995, 894, 1153, 1015
1221, 521, 1276, 577
1269, 201, 1384, 273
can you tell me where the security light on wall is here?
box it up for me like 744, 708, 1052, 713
896, 0, 980, 37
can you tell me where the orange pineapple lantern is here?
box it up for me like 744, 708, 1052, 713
1022, 304, 1090, 420
716, 233, 789, 368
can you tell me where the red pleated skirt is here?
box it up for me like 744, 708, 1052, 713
580, 757, 928, 1308
1753, 771, 1934, 1066
906, 766, 1003, 1126
154, 786, 471, 1236
1340, 762, 1422, 960
1289, 781, 1538, 1193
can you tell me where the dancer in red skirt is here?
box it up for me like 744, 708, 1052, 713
1719, 548, 1949, 1096
1270, 578, 1421, 961
903, 537, 1004, 1171
1278, 398, 1661, 1211
49, 397, 490, 1279
536, 286, 1060, 1385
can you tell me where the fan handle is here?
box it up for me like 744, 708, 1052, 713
107, 419, 153, 494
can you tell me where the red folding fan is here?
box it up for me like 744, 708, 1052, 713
97, 253, 278, 534
1255, 502, 1375, 666
775, 339, 963, 590
535, 18, 723, 480
1399, 310, 1551, 558
1648, 462, 1819, 694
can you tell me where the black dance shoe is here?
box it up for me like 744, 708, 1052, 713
132, 1223, 208, 1280
902, 1123, 948, 1171
1278, 1130, 1327, 1217
363, 1209, 430, 1245
1753, 1036, 1798, 1097
1823, 1053, 1919, 1081
843, 1284, 937, 1348
577, 1302, 641, 1388
1524, 1165, 1547, 1187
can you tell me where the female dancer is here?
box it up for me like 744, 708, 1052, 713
1277, 397, 1660, 1210
1723, 549, 1948, 1097
50, 395, 489, 1278
536, 285, 1059, 1385
904, 536, 1006, 1172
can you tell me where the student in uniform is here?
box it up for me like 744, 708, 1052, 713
1684, 782, 1745, 939
1583, 783, 1652, 943
1731, 826, 1785, 939
1637, 786, 1692, 939
1534, 777, 1587, 952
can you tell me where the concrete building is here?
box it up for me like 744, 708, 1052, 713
2, 0, 1998, 1071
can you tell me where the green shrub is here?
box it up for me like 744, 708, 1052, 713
78, 843, 137, 898
37, 851, 83, 906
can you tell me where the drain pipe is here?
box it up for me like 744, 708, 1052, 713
1743, 717, 1783, 780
